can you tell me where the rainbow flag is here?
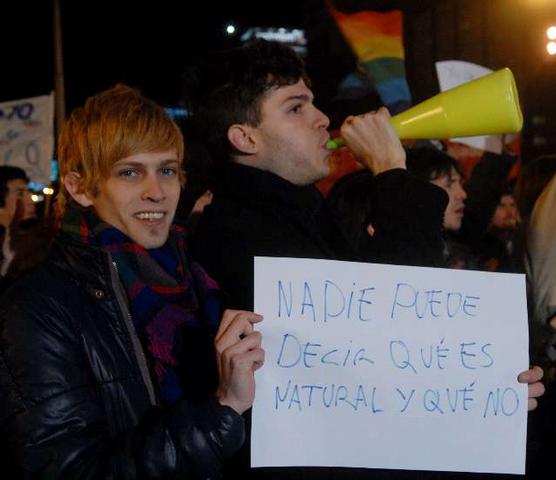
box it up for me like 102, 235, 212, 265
329, 4, 411, 113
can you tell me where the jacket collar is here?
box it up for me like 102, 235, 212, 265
213, 162, 352, 260
49, 232, 113, 288
214, 162, 324, 220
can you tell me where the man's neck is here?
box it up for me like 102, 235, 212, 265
0, 210, 12, 228
231, 157, 317, 188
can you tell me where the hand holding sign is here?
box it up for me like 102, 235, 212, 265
518, 366, 544, 411
216, 309, 265, 415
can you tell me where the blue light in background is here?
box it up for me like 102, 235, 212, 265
51, 159, 58, 181
165, 108, 190, 119
27, 159, 58, 192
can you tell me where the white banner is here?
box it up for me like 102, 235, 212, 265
0, 93, 54, 185
252, 257, 529, 475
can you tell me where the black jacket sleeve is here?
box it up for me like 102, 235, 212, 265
0, 291, 244, 479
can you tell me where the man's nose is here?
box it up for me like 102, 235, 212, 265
457, 184, 467, 201
142, 176, 165, 202
315, 107, 330, 130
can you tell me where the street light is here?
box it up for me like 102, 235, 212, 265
547, 26, 556, 40
547, 41, 556, 55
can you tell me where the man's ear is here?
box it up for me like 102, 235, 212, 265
227, 124, 258, 155
63, 172, 94, 207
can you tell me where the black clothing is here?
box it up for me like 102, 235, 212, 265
457, 152, 517, 272
0, 233, 243, 479
192, 163, 352, 310
192, 163, 448, 311
443, 234, 480, 270
0, 218, 53, 294
191, 163, 449, 480
355, 168, 448, 268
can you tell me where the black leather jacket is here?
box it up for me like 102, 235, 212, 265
0, 233, 244, 479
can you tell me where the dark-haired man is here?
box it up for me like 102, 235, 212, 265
188, 39, 448, 310
187, 39, 543, 480
0, 166, 35, 280
405, 146, 473, 269
0, 166, 29, 230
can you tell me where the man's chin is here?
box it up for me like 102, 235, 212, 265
134, 233, 170, 250
315, 164, 331, 183
446, 224, 462, 233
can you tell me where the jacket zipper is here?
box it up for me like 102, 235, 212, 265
109, 258, 157, 405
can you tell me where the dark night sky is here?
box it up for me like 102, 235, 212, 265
3, 1, 419, 111
1, 1, 533, 126
5, 1, 556, 164
2, 1, 327, 111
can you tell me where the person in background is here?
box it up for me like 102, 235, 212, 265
458, 151, 520, 272
0, 166, 29, 276
0, 166, 28, 229
479, 185, 520, 271
524, 173, 556, 355
490, 189, 519, 235
0, 84, 264, 478
175, 139, 214, 234
404, 145, 473, 269
0, 166, 52, 290
187, 39, 448, 311
513, 154, 556, 372
513, 154, 556, 480
332, 145, 519, 273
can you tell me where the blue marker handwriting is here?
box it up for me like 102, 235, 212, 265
276, 333, 375, 369
278, 279, 376, 323
0, 102, 34, 121
391, 283, 481, 320
275, 333, 494, 373
275, 381, 384, 412
276, 279, 482, 324
388, 338, 494, 374
273, 381, 519, 418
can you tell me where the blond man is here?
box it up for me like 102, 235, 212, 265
0, 85, 264, 479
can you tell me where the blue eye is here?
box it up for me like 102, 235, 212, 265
161, 167, 177, 176
119, 169, 139, 177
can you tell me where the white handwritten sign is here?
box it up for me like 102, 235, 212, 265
252, 257, 528, 475
0, 93, 54, 185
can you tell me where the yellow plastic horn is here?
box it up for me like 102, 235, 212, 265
327, 68, 523, 149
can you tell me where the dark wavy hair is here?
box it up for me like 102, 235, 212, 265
405, 145, 463, 182
0, 166, 28, 208
184, 39, 309, 164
